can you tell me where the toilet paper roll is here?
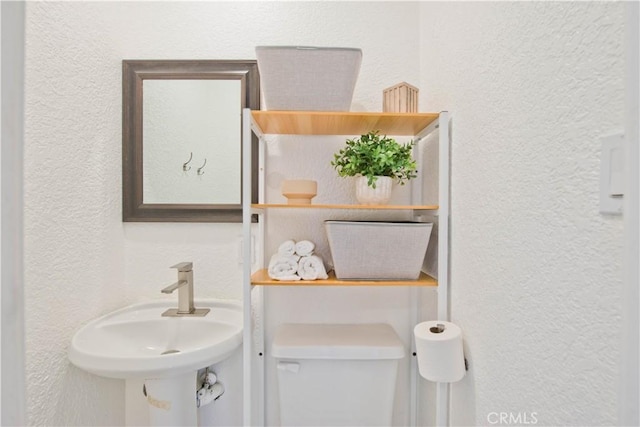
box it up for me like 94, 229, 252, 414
414, 320, 465, 383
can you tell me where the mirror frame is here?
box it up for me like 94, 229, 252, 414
122, 59, 259, 222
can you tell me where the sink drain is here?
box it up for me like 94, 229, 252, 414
161, 349, 180, 355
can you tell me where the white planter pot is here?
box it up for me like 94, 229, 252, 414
355, 176, 393, 205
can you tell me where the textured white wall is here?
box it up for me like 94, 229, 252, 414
23, 2, 422, 425
621, 3, 639, 425
1, 1, 27, 424
419, 2, 625, 426
24, 1, 626, 425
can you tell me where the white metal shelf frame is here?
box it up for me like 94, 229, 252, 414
242, 109, 451, 427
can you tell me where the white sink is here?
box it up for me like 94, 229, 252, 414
68, 299, 242, 379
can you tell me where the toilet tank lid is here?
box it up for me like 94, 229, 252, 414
272, 323, 405, 360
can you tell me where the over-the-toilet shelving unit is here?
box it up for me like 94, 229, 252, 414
242, 109, 451, 426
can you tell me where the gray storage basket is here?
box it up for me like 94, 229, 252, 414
325, 221, 433, 280
255, 46, 362, 111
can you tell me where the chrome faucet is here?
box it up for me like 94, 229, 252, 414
161, 262, 210, 317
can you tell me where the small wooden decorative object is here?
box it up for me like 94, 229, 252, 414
281, 180, 317, 204
383, 82, 419, 113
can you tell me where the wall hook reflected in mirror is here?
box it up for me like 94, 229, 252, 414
197, 158, 207, 176
183, 152, 193, 172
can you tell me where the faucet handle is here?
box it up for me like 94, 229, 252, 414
171, 262, 193, 272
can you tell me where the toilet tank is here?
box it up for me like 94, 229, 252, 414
272, 323, 405, 426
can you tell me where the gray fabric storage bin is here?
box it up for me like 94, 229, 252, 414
325, 221, 433, 280
255, 46, 362, 111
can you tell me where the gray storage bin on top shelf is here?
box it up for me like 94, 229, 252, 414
324, 221, 433, 280
255, 46, 362, 111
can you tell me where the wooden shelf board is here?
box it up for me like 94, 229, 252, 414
252, 111, 439, 136
251, 269, 437, 287
251, 203, 439, 211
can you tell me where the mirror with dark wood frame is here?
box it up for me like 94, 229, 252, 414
123, 60, 259, 222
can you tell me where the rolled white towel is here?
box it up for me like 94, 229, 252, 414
297, 255, 329, 280
268, 254, 301, 280
294, 240, 315, 257
278, 240, 296, 256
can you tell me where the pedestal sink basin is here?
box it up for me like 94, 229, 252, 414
68, 299, 242, 379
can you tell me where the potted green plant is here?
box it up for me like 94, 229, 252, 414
331, 130, 418, 204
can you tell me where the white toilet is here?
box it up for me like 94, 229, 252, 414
272, 323, 405, 426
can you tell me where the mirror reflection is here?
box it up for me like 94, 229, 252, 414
142, 79, 241, 204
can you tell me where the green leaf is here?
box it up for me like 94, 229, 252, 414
331, 130, 419, 185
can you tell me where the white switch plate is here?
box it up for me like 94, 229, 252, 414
600, 132, 625, 215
